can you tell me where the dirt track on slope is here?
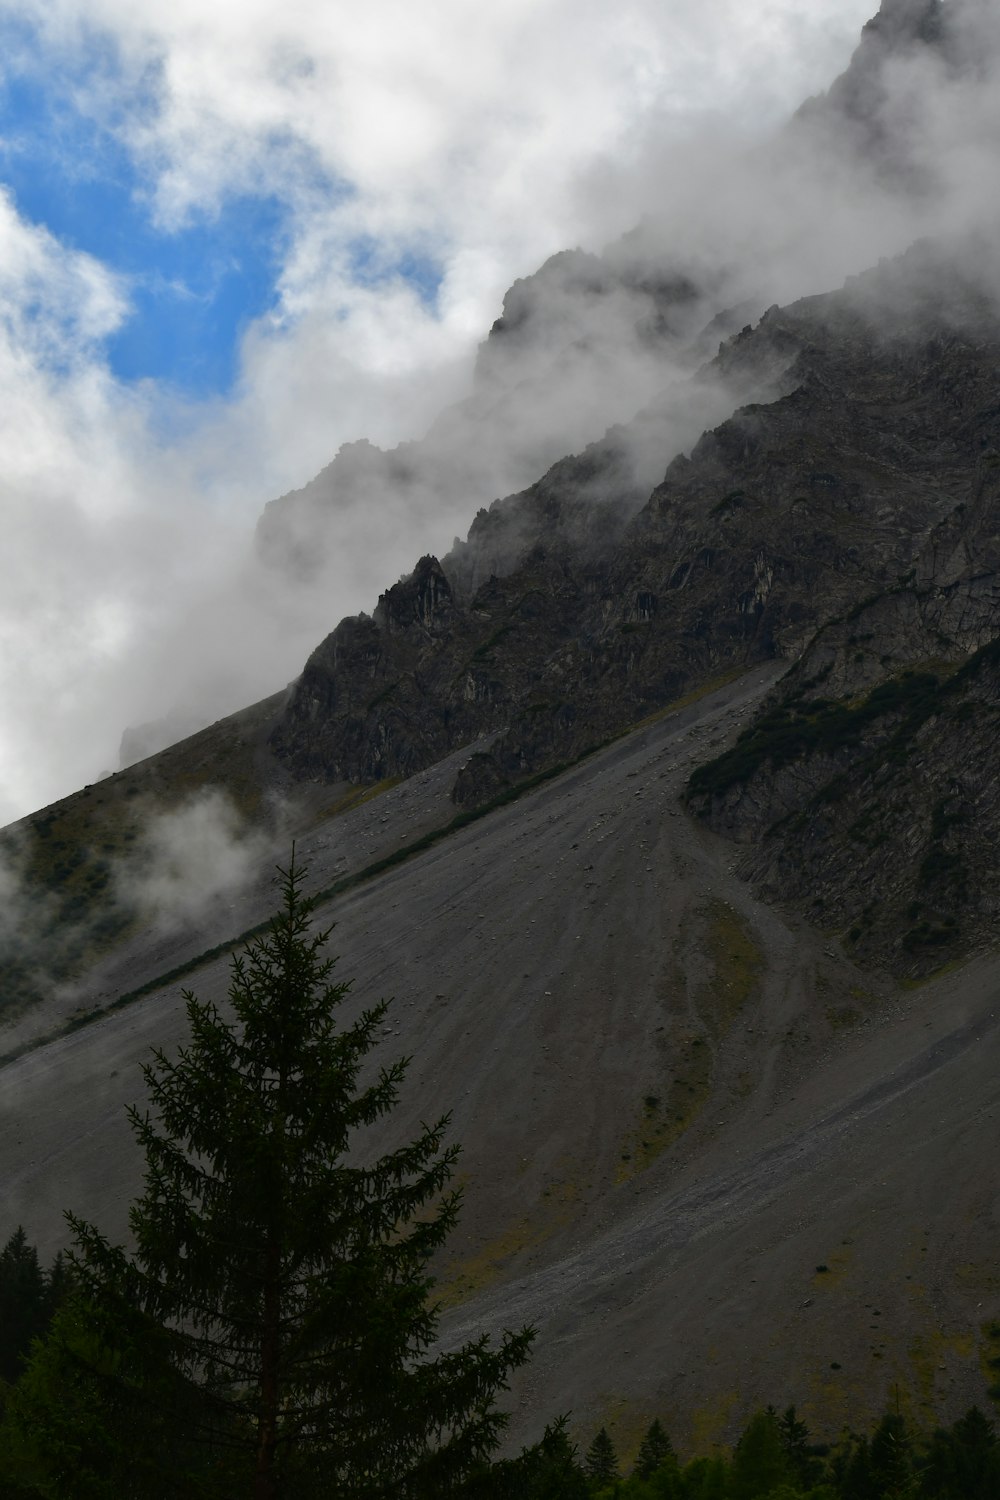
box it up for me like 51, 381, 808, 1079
2, 662, 999, 1452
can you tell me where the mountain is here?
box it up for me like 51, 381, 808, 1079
3, 0, 1000, 1458
270, 238, 1000, 837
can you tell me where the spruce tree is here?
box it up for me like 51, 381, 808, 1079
14, 858, 533, 1498
583, 1427, 619, 1488
0, 1229, 47, 1387
41, 1253, 72, 1328
517, 1419, 588, 1499
868, 1411, 915, 1499
777, 1404, 820, 1490
839, 1433, 878, 1500
729, 1409, 794, 1500
923, 1406, 1000, 1499
632, 1419, 675, 1480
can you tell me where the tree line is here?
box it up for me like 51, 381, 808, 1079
533, 1405, 1000, 1498
0, 859, 996, 1497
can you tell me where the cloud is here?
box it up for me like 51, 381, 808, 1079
0, 834, 43, 947
114, 788, 272, 932
0, 189, 126, 353
6, 0, 996, 824
0, 786, 274, 1037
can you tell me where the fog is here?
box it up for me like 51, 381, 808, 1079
114, 789, 277, 934
0, 784, 286, 1047
2, 0, 999, 822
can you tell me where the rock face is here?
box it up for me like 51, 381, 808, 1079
694, 637, 1000, 978
688, 439, 1000, 978
270, 232, 1000, 977
798, 0, 946, 142
272, 241, 1000, 816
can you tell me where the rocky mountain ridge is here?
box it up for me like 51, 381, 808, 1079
271, 240, 1000, 891
10, 0, 1000, 1003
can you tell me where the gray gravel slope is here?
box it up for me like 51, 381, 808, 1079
2, 662, 998, 1450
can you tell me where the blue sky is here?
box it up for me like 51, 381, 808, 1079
0, 16, 450, 398
0, 24, 293, 394
0, 2, 868, 407
0, 35, 295, 399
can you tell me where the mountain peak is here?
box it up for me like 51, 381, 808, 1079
865, 0, 943, 43
809, 0, 945, 112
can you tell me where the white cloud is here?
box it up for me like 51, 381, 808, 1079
116, 788, 271, 931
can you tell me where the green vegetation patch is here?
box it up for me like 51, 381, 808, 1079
439, 1177, 582, 1308
811, 1245, 853, 1289
471, 623, 516, 661
701, 900, 764, 1035
687, 668, 947, 801
692, 627, 1000, 810
0, 743, 611, 1070
982, 1319, 1000, 1406
0, 699, 289, 1025
907, 1329, 977, 1422
0, 794, 138, 1023
617, 1031, 713, 1181
317, 776, 403, 821
630, 666, 746, 732
619, 905, 762, 1181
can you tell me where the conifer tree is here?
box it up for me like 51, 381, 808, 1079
777, 1404, 820, 1490
583, 1427, 619, 1488
729, 1409, 794, 1500
632, 1419, 675, 1481
676, 1454, 727, 1499
41, 1253, 72, 1328
922, 1406, 1000, 1499
13, 858, 533, 1498
516, 1419, 588, 1500
839, 1432, 877, 1500
868, 1411, 915, 1499
0, 1229, 47, 1387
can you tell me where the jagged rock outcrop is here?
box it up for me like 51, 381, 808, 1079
690, 633, 1000, 979
799, 0, 945, 133
687, 434, 1000, 976
255, 254, 721, 588
259, 0, 981, 594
